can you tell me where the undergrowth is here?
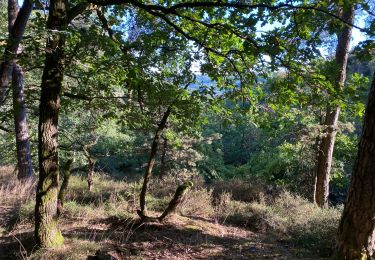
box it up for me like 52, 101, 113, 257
0, 167, 341, 258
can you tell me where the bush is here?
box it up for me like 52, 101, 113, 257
212, 178, 278, 203
214, 191, 341, 257
179, 188, 215, 217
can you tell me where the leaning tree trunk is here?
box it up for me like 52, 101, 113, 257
34, 0, 68, 248
139, 107, 172, 217
12, 63, 33, 179
158, 181, 193, 221
334, 71, 375, 259
159, 137, 168, 178
0, 0, 33, 105
314, 4, 354, 207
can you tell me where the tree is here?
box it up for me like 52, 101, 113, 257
0, 0, 33, 104
12, 63, 33, 179
313, 3, 354, 207
34, 0, 89, 248
0, 0, 34, 179
335, 70, 375, 259
34, 0, 69, 247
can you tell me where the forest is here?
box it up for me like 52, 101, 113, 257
0, 0, 374, 259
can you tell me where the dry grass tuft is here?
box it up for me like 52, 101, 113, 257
0, 166, 36, 205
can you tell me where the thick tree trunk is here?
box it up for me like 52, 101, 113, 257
335, 71, 375, 259
0, 0, 33, 104
314, 5, 354, 207
34, 0, 68, 248
139, 107, 172, 217
12, 63, 33, 179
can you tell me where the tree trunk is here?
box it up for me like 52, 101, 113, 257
139, 107, 172, 217
334, 72, 375, 259
57, 159, 73, 217
314, 4, 354, 207
0, 0, 33, 104
159, 137, 168, 178
6, 0, 33, 179
158, 181, 193, 221
83, 141, 98, 191
12, 63, 33, 179
87, 159, 94, 191
34, 0, 68, 248
312, 135, 320, 203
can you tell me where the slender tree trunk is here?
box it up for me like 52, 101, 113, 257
159, 137, 168, 178
35, 0, 68, 248
0, 0, 33, 104
312, 135, 321, 203
314, 4, 354, 207
82, 139, 98, 191
57, 159, 73, 216
6, 0, 33, 179
87, 159, 94, 191
12, 63, 33, 179
139, 107, 171, 216
335, 71, 375, 259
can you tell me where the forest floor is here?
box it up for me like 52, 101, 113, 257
0, 167, 334, 259
0, 208, 318, 260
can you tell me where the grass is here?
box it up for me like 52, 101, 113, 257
0, 166, 342, 259
0, 166, 36, 205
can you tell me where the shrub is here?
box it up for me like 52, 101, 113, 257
214, 191, 341, 257
212, 178, 277, 203
267, 192, 341, 256
179, 188, 215, 217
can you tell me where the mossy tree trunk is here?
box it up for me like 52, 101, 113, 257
139, 107, 172, 217
335, 71, 375, 259
82, 139, 98, 191
158, 181, 193, 221
57, 159, 73, 216
12, 63, 33, 179
314, 4, 354, 207
34, 0, 68, 248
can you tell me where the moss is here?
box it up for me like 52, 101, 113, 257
38, 219, 64, 248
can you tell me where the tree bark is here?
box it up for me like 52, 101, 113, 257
314, 4, 354, 208
0, 0, 33, 104
158, 181, 193, 221
57, 159, 73, 217
83, 139, 98, 191
12, 63, 33, 179
34, 0, 68, 248
334, 72, 375, 259
159, 136, 168, 178
139, 107, 172, 217
87, 159, 95, 191
6, 0, 33, 180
